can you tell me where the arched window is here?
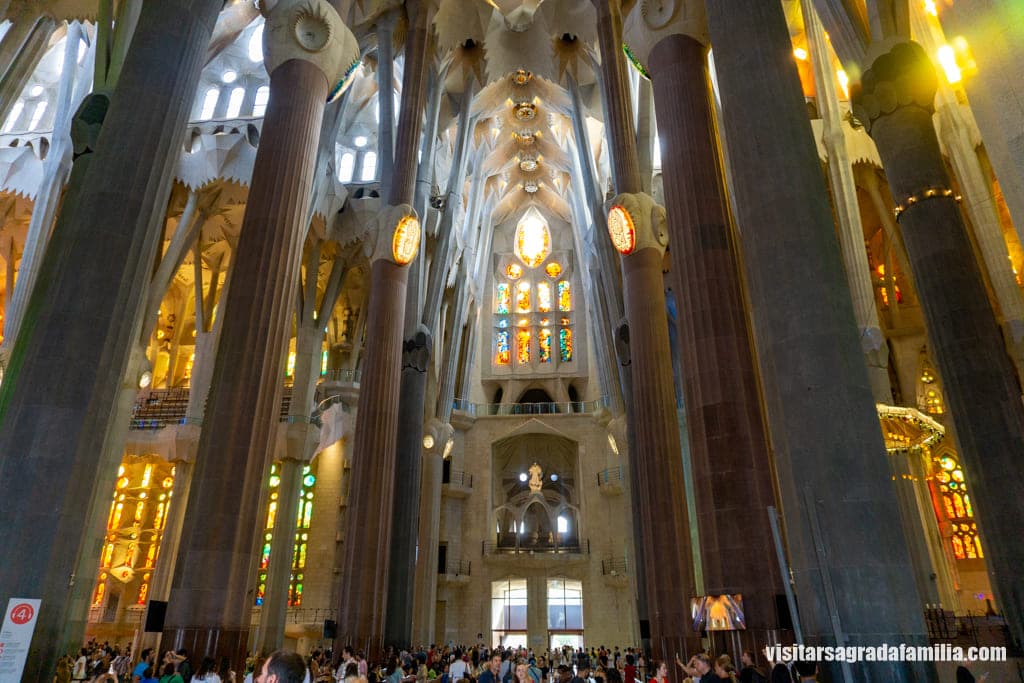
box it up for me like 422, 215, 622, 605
338, 152, 355, 182
255, 463, 316, 607
248, 24, 264, 62
252, 86, 270, 117
225, 87, 245, 118
2, 100, 23, 132
198, 87, 219, 120
28, 101, 47, 130
360, 151, 377, 181
493, 251, 574, 370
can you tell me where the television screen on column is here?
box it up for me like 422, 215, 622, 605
690, 594, 746, 631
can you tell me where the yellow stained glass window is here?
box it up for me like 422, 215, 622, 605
496, 283, 511, 314
558, 281, 571, 311
539, 328, 552, 363
545, 262, 562, 278
517, 329, 531, 364
496, 330, 511, 365
506, 263, 523, 279
515, 208, 551, 268
537, 282, 552, 312
516, 281, 531, 312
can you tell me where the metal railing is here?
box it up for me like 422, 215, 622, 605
924, 607, 1022, 655
601, 557, 629, 576
322, 368, 362, 384
444, 469, 473, 488
482, 538, 589, 556
442, 559, 472, 577
130, 387, 309, 430
452, 396, 609, 417
597, 466, 623, 486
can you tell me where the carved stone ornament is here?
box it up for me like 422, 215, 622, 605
263, 0, 360, 97
607, 192, 669, 256
851, 41, 938, 134
623, 0, 708, 73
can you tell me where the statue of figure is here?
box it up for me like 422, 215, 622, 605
528, 462, 543, 492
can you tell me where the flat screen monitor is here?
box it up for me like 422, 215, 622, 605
690, 594, 746, 631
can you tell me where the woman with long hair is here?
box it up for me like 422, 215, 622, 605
191, 657, 221, 683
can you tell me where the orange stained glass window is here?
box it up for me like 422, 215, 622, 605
516, 281, 531, 312
517, 328, 531, 364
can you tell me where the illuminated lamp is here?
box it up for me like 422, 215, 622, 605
607, 205, 637, 255
514, 101, 537, 121
392, 215, 421, 265
513, 69, 532, 85
423, 434, 435, 449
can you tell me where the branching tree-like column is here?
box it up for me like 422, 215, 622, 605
853, 41, 1024, 651
623, 2, 784, 650
0, 2, 221, 680
162, 0, 359, 670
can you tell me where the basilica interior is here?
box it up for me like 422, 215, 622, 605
0, 0, 1022, 682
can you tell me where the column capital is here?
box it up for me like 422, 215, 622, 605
402, 325, 432, 373
851, 40, 937, 134
263, 0, 361, 101
369, 203, 422, 266
606, 191, 668, 256
622, 0, 708, 77
422, 419, 454, 457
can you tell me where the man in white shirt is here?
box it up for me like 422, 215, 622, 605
449, 655, 470, 681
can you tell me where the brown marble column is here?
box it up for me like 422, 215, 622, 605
0, 2, 220, 680
853, 42, 1024, 650
618, 225, 702, 663
647, 32, 783, 643
337, 0, 431, 658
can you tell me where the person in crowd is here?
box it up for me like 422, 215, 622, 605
255, 651, 308, 683
478, 652, 503, 683
710, 657, 736, 683
160, 663, 185, 683
192, 657, 223, 683
450, 654, 470, 682
737, 652, 766, 683
955, 659, 989, 683
647, 661, 668, 683
621, 655, 636, 683
133, 651, 156, 679
676, 655, 713, 683
792, 661, 817, 683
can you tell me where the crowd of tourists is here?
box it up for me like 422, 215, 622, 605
53, 642, 242, 683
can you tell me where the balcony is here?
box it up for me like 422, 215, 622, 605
130, 387, 313, 430
596, 466, 624, 495
250, 606, 337, 627
439, 559, 472, 585
481, 538, 590, 568
442, 469, 473, 498
452, 396, 610, 418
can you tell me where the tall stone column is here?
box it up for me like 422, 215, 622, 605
803, 1, 892, 403
625, 6, 783, 644
162, 1, 358, 670
0, 2, 221, 680
852, 41, 1024, 651
934, 0, 1024, 240
376, 11, 397, 199
704, 2, 934, 680
608, 193, 701, 664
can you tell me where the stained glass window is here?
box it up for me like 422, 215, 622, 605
515, 209, 551, 268
517, 329, 531, 364
256, 464, 316, 606
558, 281, 571, 311
516, 282, 531, 312
559, 328, 573, 362
496, 283, 511, 315
539, 328, 552, 363
537, 282, 552, 313
506, 263, 523, 279
545, 262, 562, 278
496, 330, 511, 365
930, 450, 984, 563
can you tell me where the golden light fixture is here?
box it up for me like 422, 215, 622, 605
513, 69, 532, 85
608, 205, 637, 255
514, 101, 537, 121
392, 215, 421, 265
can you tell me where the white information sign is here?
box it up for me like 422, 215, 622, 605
0, 598, 42, 683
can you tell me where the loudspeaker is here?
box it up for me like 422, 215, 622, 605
323, 619, 338, 640
144, 601, 168, 633
639, 619, 651, 640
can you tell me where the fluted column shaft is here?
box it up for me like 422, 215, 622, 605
648, 33, 782, 640
256, 456, 303, 653
0, 2, 220, 680
705, 3, 933, 681
621, 248, 701, 663
854, 41, 1024, 651
162, 59, 328, 671
376, 15, 396, 198
337, 259, 409, 655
